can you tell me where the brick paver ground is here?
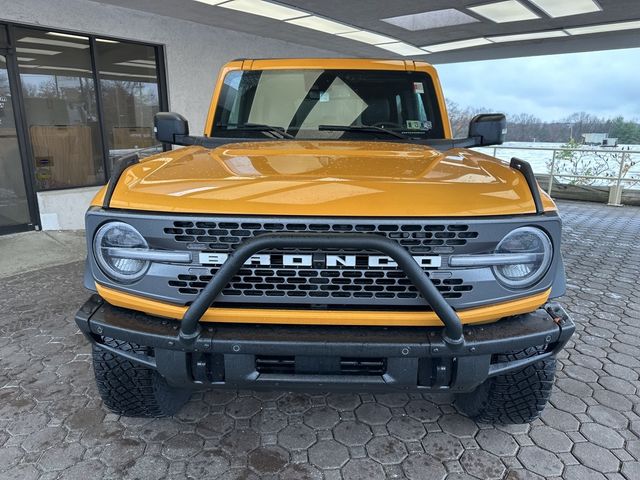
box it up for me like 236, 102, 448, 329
0, 200, 639, 479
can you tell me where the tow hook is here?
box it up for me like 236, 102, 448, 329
545, 302, 569, 325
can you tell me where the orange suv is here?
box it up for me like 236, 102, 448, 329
76, 59, 573, 423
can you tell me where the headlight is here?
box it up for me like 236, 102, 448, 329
93, 222, 149, 282
493, 227, 552, 289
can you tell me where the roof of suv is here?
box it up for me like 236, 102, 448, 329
228, 58, 436, 72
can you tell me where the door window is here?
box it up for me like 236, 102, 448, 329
15, 27, 105, 190
95, 40, 162, 170
0, 54, 31, 228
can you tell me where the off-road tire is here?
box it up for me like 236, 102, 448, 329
93, 338, 190, 417
455, 346, 556, 424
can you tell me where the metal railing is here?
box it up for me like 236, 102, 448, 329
476, 145, 640, 203
108, 145, 163, 163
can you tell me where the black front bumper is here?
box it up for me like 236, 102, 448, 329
76, 295, 574, 392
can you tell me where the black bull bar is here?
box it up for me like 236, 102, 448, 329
179, 232, 465, 347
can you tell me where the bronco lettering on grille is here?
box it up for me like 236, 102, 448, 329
198, 253, 441, 268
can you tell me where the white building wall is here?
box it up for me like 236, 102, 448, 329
37, 187, 101, 230
0, 0, 340, 230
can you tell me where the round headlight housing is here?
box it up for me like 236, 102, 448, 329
493, 227, 552, 289
93, 222, 149, 282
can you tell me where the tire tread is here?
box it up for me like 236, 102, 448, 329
455, 346, 556, 424
93, 338, 189, 417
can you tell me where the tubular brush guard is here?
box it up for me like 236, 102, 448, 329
179, 233, 466, 347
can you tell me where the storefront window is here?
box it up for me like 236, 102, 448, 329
15, 28, 105, 190
11, 27, 165, 192
96, 41, 162, 169
0, 54, 31, 228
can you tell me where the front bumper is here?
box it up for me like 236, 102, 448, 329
76, 295, 574, 392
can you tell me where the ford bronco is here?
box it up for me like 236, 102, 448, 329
76, 58, 574, 424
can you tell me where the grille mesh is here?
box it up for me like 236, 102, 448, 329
163, 219, 477, 306
168, 268, 472, 300
164, 220, 478, 254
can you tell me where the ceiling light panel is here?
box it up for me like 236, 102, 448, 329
37, 66, 91, 73
219, 0, 308, 20
19, 37, 89, 49
468, 1, 540, 23
382, 9, 479, 31
422, 37, 491, 52
96, 39, 119, 44
338, 30, 397, 45
528, 0, 601, 18
115, 62, 157, 69
16, 47, 61, 56
100, 71, 157, 79
193, 0, 229, 5
375, 42, 428, 56
46, 32, 88, 40
129, 59, 157, 65
488, 30, 567, 42
566, 20, 640, 35
286, 15, 356, 34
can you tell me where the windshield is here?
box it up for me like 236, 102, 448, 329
212, 69, 445, 140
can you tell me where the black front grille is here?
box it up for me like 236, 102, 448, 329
168, 268, 472, 301
164, 220, 478, 255
163, 219, 477, 307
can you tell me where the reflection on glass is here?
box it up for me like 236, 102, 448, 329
0, 55, 31, 228
16, 28, 105, 190
96, 41, 161, 168
213, 69, 445, 140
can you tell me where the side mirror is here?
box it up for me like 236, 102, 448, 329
468, 113, 506, 146
154, 112, 189, 144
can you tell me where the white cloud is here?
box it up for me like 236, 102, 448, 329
436, 48, 640, 121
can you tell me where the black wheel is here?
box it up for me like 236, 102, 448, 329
455, 346, 556, 424
92, 338, 191, 417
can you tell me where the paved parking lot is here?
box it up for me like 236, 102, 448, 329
1, 200, 639, 479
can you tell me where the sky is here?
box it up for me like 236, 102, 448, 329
436, 47, 640, 122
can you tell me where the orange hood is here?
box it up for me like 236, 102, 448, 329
96, 141, 554, 217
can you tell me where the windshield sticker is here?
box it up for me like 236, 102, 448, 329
423, 121, 433, 130
413, 82, 424, 94
406, 120, 423, 130
319, 91, 330, 102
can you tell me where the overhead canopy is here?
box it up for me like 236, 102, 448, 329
97, 0, 640, 62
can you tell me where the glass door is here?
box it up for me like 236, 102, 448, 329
0, 51, 33, 232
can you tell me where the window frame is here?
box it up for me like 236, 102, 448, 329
3, 21, 169, 195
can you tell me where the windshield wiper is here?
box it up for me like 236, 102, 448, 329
318, 124, 408, 140
222, 123, 294, 139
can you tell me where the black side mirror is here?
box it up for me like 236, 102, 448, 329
468, 113, 506, 146
154, 112, 189, 144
